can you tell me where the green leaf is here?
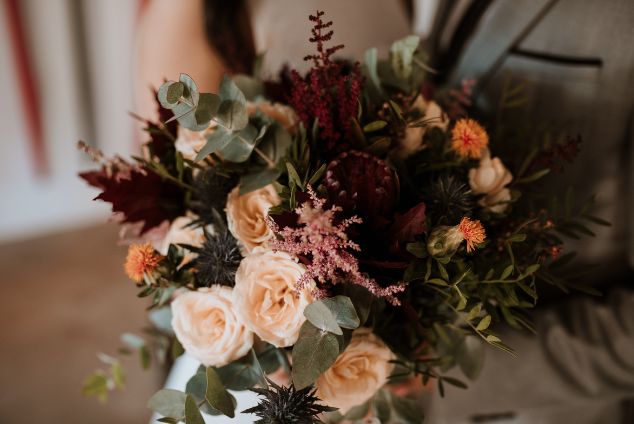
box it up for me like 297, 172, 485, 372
111, 362, 125, 389
149, 307, 173, 334
476, 315, 491, 331
148, 389, 187, 418
486, 334, 501, 343
363, 120, 388, 132
167, 82, 184, 104
194, 92, 220, 126
441, 376, 468, 389
427, 278, 449, 286
507, 233, 527, 242
216, 350, 266, 391
205, 367, 235, 417
303, 301, 343, 335
216, 100, 249, 131
522, 264, 540, 277
465, 304, 482, 322
321, 296, 360, 330
216, 76, 248, 130
185, 394, 206, 424
285, 162, 304, 190
500, 264, 514, 280
140, 345, 151, 369
219, 124, 259, 162
291, 321, 340, 389
457, 336, 485, 380
239, 168, 282, 195
82, 372, 109, 402
233, 74, 264, 100
515, 168, 550, 184
342, 284, 373, 325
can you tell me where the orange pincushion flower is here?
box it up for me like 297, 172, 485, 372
451, 119, 489, 159
458, 217, 486, 253
124, 243, 162, 282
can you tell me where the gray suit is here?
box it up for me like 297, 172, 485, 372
426, 1, 634, 423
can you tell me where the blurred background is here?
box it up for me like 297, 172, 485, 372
1, 0, 632, 423
0, 1, 160, 423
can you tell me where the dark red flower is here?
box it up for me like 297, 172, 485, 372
324, 150, 397, 228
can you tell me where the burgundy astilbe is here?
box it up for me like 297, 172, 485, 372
268, 186, 406, 306
288, 11, 362, 156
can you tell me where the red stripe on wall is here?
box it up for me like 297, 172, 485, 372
4, 0, 47, 175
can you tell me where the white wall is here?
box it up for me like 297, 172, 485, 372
0, 0, 137, 242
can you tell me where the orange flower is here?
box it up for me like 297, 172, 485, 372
451, 119, 488, 159
124, 243, 162, 282
458, 217, 486, 253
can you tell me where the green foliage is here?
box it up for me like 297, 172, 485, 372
291, 321, 341, 389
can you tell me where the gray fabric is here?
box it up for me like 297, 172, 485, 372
427, 290, 634, 424
450, 0, 634, 272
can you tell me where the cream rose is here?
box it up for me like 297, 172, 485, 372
316, 328, 395, 414
233, 248, 313, 347
468, 149, 513, 213
174, 122, 217, 161
396, 95, 449, 158
154, 215, 208, 264
171, 286, 254, 367
226, 184, 280, 252
247, 101, 298, 132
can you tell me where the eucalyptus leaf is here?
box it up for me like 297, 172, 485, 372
292, 321, 340, 389
205, 367, 235, 417
216, 350, 266, 390
147, 389, 187, 418
194, 93, 220, 126
185, 394, 206, 424
218, 124, 259, 162
239, 168, 282, 195
233, 74, 264, 100
303, 301, 342, 335
321, 296, 360, 330
195, 127, 232, 161
167, 82, 185, 104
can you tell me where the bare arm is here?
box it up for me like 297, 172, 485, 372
135, 0, 228, 121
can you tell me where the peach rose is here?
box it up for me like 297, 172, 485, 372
226, 185, 280, 253
233, 248, 313, 347
469, 149, 513, 213
316, 328, 395, 414
171, 286, 254, 367
174, 122, 217, 161
155, 215, 208, 264
396, 95, 449, 158
247, 101, 298, 132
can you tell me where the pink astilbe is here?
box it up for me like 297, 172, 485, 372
268, 186, 406, 306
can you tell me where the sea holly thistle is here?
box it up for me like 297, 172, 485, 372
244, 379, 336, 423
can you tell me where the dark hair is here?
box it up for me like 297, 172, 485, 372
203, 0, 255, 74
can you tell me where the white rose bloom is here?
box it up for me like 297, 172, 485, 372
174, 122, 217, 161
155, 215, 208, 263
469, 149, 513, 213
396, 95, 449, 158
233, 248, 313, 347
246, 101, 298, 132
316, 328, 395, 414
226, 184, 280, 253
171, 287, 254, 367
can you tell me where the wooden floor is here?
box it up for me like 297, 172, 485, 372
0, 224, 162, 423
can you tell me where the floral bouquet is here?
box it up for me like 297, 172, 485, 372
80, 11, 605, 424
